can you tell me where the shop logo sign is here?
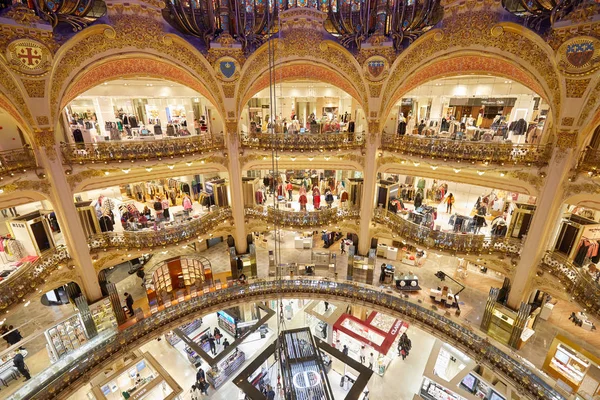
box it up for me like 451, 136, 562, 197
220, 61, 236, 78
292, 370, 321, 389
567, 41, 595, 67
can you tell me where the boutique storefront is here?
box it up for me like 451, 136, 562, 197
64, 78, 223, 144
386, 76, 549, 145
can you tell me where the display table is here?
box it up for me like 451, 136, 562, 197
429, 288, 459, 307
377, 244, 387, 257
385, 247, 399, 261
539, 303, 554, 321
395, 274, 421, 291
577, 312, 594, 331
294, 236, 312, 249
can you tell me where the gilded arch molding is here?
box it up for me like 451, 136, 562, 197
48, 15, 225, 124
0, 63, 35, 135
381, 53, 549, 122
236, 38, 369, 117
60, 56, 223, 117
380, 17, 561, 122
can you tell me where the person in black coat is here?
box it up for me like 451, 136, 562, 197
196, 367, 205, 384
124, 293, 134, 317
13, 350, 30, 380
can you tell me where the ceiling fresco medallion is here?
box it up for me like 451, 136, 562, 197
557, 36, 600, 76
364, 56, 389, 82
215, 57, 240, 82
6, 39, 52, 76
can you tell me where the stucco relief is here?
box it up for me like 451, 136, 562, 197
565, 78, 591, 98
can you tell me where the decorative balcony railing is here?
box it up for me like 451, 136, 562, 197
18, 277, 563, 400
245, 206, 360, 229
373, 209, 522, 256
577, 148, 600, 175
241, 132, 364, 152
0, 147, 37, 179
381, 135, 551, 166
0, 245, 70, 310
60, 135, 225, 165
87, 208, 232, 251
539, 251, 600, 319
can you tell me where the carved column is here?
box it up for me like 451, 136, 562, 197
226, 122, 248, 254
357, 122, 380, 255
34, 129, 103, 301
507, 131, 577, 309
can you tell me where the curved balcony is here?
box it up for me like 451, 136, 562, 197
245, 206, 360, 229
373, 209, 522, 256
20, 277, 562, 400
60, 135, 225, 165
539, 252, 600, 319
87, 208, 232, 251
241, 132, 364, 152
0, 245, 70, 309
0, 147, 37, 179
577, 148, 600, 175
381, 135, 551, 166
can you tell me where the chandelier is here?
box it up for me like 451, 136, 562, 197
501, 0, 585, 32
163, 0, 442, 52
20, 0, 107, 31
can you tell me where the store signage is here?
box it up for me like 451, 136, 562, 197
292, 371, 322, 389
390, 320, 402, 336
401, 98, 413, 106
449, 97, 517, 107
130, 377, 161, 400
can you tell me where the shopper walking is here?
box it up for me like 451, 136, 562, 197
136, 268, 145, 287
340, 240, 346, 254
324, 301, 329, 312
445, 193, 455, 214
196, 367, 205, 384
342, 345, 349, 356
208, 336, 216, 355
198, 378, 209, 395
124, 292, 135, 317
213, 327, 221, 344
190, 384, 201, 400
266, 385, 276, 400
223, 338, 230, 349
368, 353, 375, 370
13, 350, 30, 381
360, 345, 366, 364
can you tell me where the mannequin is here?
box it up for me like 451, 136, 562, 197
406, 111, 415, 134
312, 186, 321, 209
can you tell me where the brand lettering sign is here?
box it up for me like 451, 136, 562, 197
390, 320, 402, 336
292, 370, 321, 389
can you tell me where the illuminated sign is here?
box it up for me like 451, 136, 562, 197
292, 371, 322, 389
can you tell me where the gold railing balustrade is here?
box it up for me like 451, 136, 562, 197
87, 207, 232, 251
241, 132, 364, 151
381, 135, 551, 166
0, 146, 37, 178
60, 135, 225, 164
245, 206, 360, 228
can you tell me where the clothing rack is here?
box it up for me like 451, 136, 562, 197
574, 237, 600, 267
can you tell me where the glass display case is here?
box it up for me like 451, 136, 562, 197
89, 299, 117, 334
44, 314, 88, 361
420, 377, 466, 400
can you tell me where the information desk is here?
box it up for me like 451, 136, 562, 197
207, 349, 246, 388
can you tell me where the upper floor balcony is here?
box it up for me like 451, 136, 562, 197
577, 148, 600, 176
241, 132, 364, 152
61, 135, 225, 166
245, 206, 360, 229
0, 245, 69, 309
88, 207, 232, 252
373, 208, 522, 258
381, 135, 551, 167
0, 147, 37, 180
